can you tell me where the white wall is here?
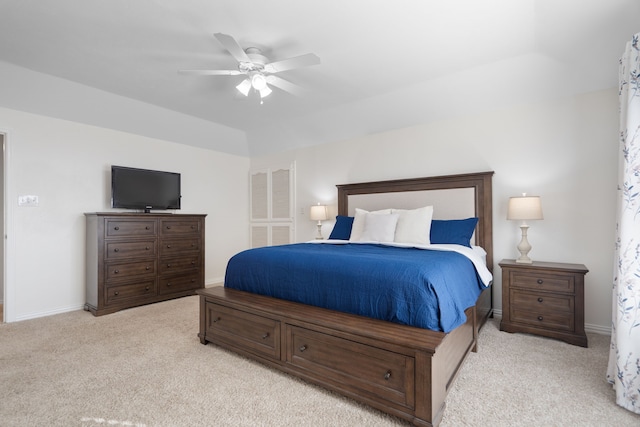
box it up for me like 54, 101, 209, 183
0, 107, 249, 322
251, 88, 618, 333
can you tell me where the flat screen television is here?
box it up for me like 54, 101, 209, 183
111, 165, 181, 213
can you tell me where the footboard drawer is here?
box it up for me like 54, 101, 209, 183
205, 302, 280, 360
286, 325, 415, 410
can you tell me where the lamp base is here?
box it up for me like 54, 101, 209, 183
315, 222, 323, 240
515, 223, 533, 264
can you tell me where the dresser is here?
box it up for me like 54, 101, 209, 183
499, 259, 588, 347
85, 213, 206, 316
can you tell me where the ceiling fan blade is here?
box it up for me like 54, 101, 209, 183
214, 32, 252, 63
266, 75, 305, 96
178, 69, 244, 76
264, 53, 320, 73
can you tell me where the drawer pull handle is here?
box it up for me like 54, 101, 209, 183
384, 370, 392, 380
145, 226, 150, 230
166, 226, 171, 229
212, 317, 221, 323
537, 279, 544, 284
146, 266, 150, 270
262, 333, 270, 339
166, 245, 171, 248
166, 282, 171, 287
166, 264, 171, 268
114, 226, 120, 231
537, 315, 544, 321
537, 297, 543, 303
114, 291, 119, 296
299, 345, 307, 352
114, 269, 119, 274
146, 246, 150, 250
114, 248, 119, 252
145, 286, 150, 291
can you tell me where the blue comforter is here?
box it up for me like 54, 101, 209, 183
224, 243, 487, 332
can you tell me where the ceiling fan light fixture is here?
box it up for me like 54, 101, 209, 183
259, 85, 272, 98
251, 73, 268, 91
236, 78, 251, 96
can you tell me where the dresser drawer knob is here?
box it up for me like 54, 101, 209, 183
537, 315, 544, 321
166, 245, 171, 248
262, 333, 270, 339
166, 282, 171, 287
212, 317, 221, 323
145, 286, 150, 291
166, 264, 171, 268
537, 297, 543, 303
114, 248, 119, 252
166, 226, 171, 229
114, 226, 119, 231
114, 269, 119, 274
384, 370, 392, 380
114, 291, 119, 296
146, 246, 150, 250
145, 226, 150, 230
537, 279, 544, 284
299, 345, 307, 352
146, 266, 150, 270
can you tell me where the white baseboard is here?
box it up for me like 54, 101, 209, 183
205, 277, 225, 287
14, 303, 86, 323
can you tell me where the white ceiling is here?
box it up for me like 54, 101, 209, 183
0, 0, 638, 156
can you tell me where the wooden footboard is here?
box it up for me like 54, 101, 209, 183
198, 286, 483, 427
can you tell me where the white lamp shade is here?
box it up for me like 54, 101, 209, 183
507, 196, 543, 220
310, 205, 328, 221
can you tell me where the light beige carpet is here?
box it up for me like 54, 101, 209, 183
0, 295, 638, 427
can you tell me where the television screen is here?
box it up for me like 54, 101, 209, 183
111, 166, 181, 212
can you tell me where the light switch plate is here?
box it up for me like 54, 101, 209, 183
18, 195, 39, 207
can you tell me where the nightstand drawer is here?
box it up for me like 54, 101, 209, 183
511, 289, 574, 314
510, 309, 574, 332
511, 271, 575, 294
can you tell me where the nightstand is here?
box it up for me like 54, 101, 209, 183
499, 259, 588, 347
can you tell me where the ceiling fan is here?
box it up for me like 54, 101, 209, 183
179, 33, 320, 101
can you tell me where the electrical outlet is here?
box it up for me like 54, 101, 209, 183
18, 195, 39, 207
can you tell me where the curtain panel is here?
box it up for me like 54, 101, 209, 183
607, 32, 640, 415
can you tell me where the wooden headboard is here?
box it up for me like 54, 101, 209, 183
336, 171, 494, 270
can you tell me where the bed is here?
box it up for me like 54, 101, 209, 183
197, 171, 494, 427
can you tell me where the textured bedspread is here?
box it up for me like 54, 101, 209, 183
224, 242, 490, 332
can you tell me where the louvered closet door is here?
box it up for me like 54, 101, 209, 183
250, 164, 295, 248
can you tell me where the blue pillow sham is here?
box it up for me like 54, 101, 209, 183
429, 217, 478, 248
328, 215, 354, 240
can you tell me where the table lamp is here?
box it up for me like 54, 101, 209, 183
507, 194, 543, 264
310, 204, 328, 240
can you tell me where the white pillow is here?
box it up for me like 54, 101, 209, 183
392, 206, 434, 245
349, 208, 392, 242
359, 213, 400, 243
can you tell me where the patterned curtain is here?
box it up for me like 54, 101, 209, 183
607, 32, 640, 415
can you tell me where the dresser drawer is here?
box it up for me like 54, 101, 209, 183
160, 219, 201, 236
205, 302, 280, 360
158, 272, 201, 295
105, 240, 157, 259
286, 325, 415, 409
511, 289, 574, 314
159, 238, 201, 255
510, 308, 574, 332
105, 259, 157, 281
106, 279, 157, 304
511, 271, 575, 294
105, 219, 157, 237
158, 255, 200, 275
